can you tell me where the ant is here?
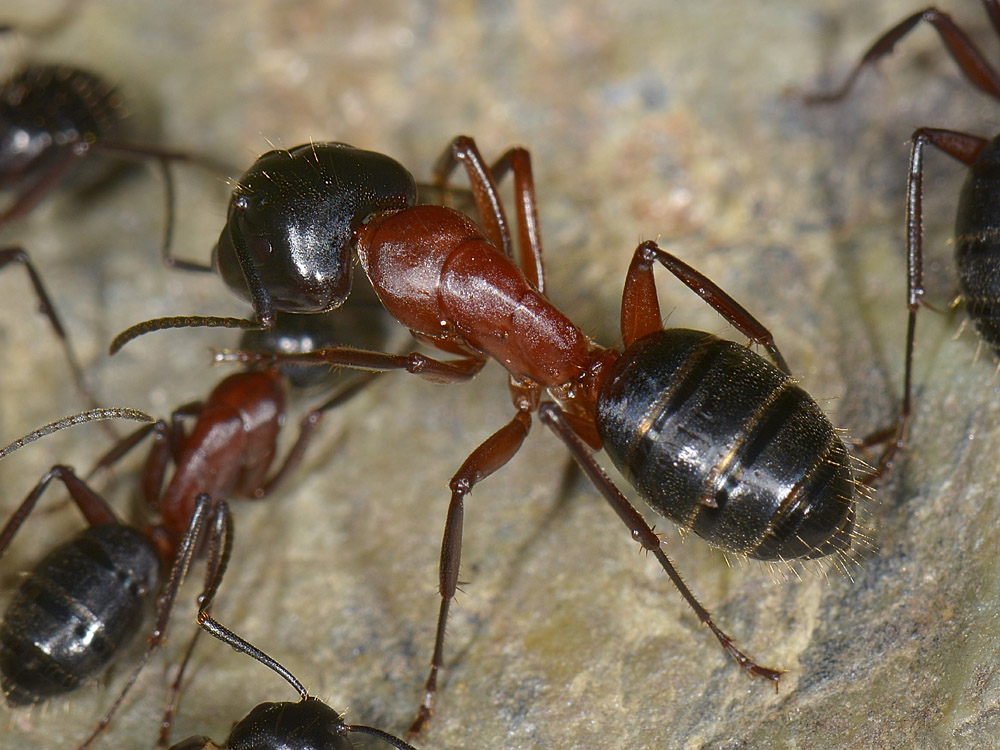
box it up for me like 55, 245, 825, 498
0, 316, 378, 748
164, 611, 420, 750
110, 137, 870, 735
804, 0, 1000, 469
0, 59, 236, 414
0, 63, 230, 269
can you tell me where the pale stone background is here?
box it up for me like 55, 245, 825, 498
1, 1, 999, 748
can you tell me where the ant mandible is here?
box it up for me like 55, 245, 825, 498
805, 0, 1000, 471
110, 136, 867, 735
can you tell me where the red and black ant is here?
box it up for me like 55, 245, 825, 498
164, 609, 420, 750
805, 0, 1000, 470
0, 313, 379, 748
110, 137, 873, 735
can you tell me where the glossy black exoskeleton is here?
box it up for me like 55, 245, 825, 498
806, 0, 1000, 470
110, 136, 870, 735
165, 612, 419, 750
0, 64, 128, 217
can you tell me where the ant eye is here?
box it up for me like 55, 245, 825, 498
249, 236, 272, 264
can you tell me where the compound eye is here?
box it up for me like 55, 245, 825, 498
248, 235, 272, 264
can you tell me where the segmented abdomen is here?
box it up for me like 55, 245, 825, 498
0, 524, 159, 705
596, 329, 854, 561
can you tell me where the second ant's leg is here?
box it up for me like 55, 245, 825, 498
858, 127, 987, 483
621, 240, 791, 374
489, 147, 546, 294
0, 465, 118, 555
0, 246, 98, 408
805, 4, 1000, 104
433, 135, 514, 260
409, 410, 532, 737
86, 144, 218, 274
156, 493, 234, 748
538, 402, 784, 686
250, 371, 382, 499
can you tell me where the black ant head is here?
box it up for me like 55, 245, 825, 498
213, 142, 416, 315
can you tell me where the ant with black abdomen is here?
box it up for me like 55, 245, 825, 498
109, 136, 882, 735
0, 309, 383, 748
805, 0, 1000, 475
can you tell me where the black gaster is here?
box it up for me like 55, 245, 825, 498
956, 135, 1000, 351
596, 329, 855, 561
0, 524, 159, 704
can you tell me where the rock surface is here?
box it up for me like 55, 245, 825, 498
1, 1, 998, 748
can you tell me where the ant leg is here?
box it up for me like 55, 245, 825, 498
409, 410, 532, 737
85, 141, 233, 273
0, 465, 119, 555
489, 147, 546, 294
0, 246, 100, 407
157, 495, 233, 748
0, 150, 82, 226
621, 240, 792, 374
432, 139, 546, 292
538, 402, 784, 686
77, 494, 233, 750
80, 417, 183, 512
804, 3, 1000, 104
249, 371, 382, 499
858, 127, 987, 484
156, 623, 204, 748
216, 345, 487, 386
433, 135, 514, 260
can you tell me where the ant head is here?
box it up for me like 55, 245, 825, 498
213, 142, 416, 315
227, 698, 351, 750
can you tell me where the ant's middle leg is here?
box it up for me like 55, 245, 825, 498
433, 135, 514, 260
408, 409, 532, 737
433, 137, 547, 293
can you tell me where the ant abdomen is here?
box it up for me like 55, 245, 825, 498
956, 136, 1000, 351
597, 329, 855, 561
0, 522, 159, 705
0, 65, 127, 191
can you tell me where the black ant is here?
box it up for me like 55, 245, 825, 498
110, 137, 873, 735
0, 316, 379, 748
164, 611, 420, 750
804, 0, 1000, 469
0, 58, 236, 414
0, 63, 231, 269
